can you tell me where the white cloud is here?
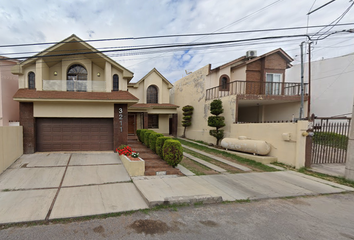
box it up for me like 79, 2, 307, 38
0, 0, 353, 83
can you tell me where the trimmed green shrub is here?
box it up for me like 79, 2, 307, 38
208, 99, 225, 146
182, 105, 194, 138
156, 136, 171, 159
136, 129, 142, 142
139, 129, 148, 143
149, 133, 164, 153
144, 130, 155, 147
162, 139, 183, 167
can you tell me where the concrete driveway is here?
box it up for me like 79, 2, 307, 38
0, 153, 148, 224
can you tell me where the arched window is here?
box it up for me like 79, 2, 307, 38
219, 74, 230, 91
67, 64, 87, 92
147, 85, 158, 103
113, 74, 119, 91
28, 72, 35, 89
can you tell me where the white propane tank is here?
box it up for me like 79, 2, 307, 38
221, 137, 271, 156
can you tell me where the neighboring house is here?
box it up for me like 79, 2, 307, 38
171, 48, 309, 141
0, 57, 19, 126
127, 68, 178, 136
286, 52, 354, 118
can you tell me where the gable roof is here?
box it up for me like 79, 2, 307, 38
209, 48, 293, 74
128, 68, 173, 89
11, 34, 134, 81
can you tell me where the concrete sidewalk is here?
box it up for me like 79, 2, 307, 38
0, 153, 148, 224
1, 152, 353, 225
133, 170, 354, 206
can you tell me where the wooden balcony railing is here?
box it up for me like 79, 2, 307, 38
205, 80, 308, 100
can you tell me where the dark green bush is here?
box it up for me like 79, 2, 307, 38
208, 99, 225, 146
149, 133, 164, 153
182, 105, 194, 138
139, 129, 148, 143
162, 139, 183, 167
313, 132, 348, 150
136, 129, 142, 142
144, 130, 155, 147
156, 137, 171, 158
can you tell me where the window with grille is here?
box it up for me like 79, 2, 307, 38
148, 114, 159, 128
219, 75, 230, 91
147, 85, 158, 103
113, 74, 119, 91
28, 72, 35, 89
67, 64, 87, 92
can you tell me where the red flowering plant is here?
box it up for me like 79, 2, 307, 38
116, 145, 133, 156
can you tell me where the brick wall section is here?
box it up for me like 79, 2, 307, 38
171, 113, 178, 137
143, 112, 148, 129
114, 104, 128, 151
20, 102, 36, 154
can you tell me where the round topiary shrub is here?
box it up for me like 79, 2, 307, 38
139, 129, 148, 143
136, 129, 142, 141
162, 139, 183, 168
156, 137, 171, 159
149, 133, 164, 153
144, 130, 155, 147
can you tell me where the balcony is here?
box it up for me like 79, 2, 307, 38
206, 80, 308, 100
43, 80, 106, 92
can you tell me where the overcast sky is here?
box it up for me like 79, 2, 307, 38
1, 0, 353, 83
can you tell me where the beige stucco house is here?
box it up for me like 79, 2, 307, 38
10, 34, 177, 154
0, 57, 19, 126
128, 68, 178, 136
171, 48, 309, 142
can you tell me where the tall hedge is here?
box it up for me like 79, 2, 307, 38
162, 140, 183, 168
156, 136, 171, 159
136, 129, 142, 142
139, 129, 148, 143
149, 133, 164, 153
144, 130, 155, 147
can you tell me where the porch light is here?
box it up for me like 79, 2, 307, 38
97, 72, 101, 77
54, 71, 58, 76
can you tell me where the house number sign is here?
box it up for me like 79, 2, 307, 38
119, 108, 123, 132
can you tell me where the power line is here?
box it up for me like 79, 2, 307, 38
1, 23, 353, 50
0, 34, 312, 61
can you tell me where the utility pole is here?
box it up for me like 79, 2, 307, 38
299, 42, 305, 119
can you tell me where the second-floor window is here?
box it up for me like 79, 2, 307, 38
67, 64, 87, 92
28, 72, 35, 89
219, 75, 230, 91
113, 74, 119, 91
265, 73, 282, 95
147, 85, 158, 103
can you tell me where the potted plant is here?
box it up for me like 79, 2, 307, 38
117, 145, 145, 176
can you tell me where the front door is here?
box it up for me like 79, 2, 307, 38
128, 114, 135, 135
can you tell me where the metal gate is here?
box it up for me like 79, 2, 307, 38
311, 117, 351, 164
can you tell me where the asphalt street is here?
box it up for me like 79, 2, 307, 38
1, 193, 354, 240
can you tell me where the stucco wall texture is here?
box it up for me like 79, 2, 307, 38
0, 126, 23, 174
172, 62, 308, 168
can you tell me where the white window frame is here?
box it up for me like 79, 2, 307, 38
265, 73, 282, 95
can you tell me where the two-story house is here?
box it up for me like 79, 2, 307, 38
11, 35, 177, 154
127, 68, 178, 136
171, 48, 308, 142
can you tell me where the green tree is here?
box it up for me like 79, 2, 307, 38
208, 99, 225, 146
181, 105, 194, 138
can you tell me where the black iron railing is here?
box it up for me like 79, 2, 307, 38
205, 80, 308, 100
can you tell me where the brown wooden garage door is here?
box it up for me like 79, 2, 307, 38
36, 118, 113, 152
